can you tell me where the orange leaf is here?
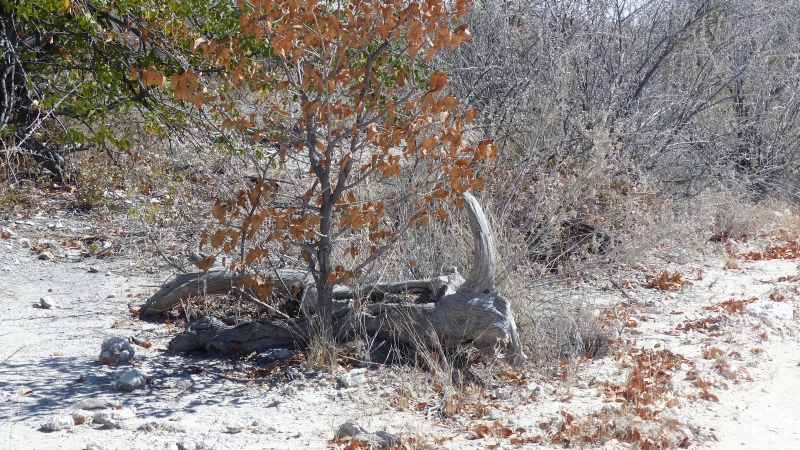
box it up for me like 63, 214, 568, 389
428, 71, 449, 94
424, 47, 436, 62
197, 255, 216, 273
407, 20, 423, 44
465, 108, 477, 124
210, 229, 226, 248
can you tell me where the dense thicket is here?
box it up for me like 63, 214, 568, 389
445, 0, 800, 197
4, 0, 800, 282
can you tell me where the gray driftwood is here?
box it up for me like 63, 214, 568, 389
152, 192, 526, 368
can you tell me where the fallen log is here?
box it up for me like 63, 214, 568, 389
150, 192, 526, 368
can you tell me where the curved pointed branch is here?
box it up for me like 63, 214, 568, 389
458, 192, 496, 295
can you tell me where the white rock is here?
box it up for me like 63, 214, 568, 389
115, 369, 146, 392
2, 266, 11, 272
93, 407, 136, 429
224, 421, 247, 433
178, 433, 216, 450
99, 337, 135, 364
88, 266, 100, 273
40, 296, 54, 309
40, 415, 74, 431
527, 383, 544, 397
71, 409, 94, 425
251, 418, 270, 428
339, 368, 367, 388
19, 238, 30, 248
745, 300, 794, 326
486, 408, 504, 420
85, 441, 107, 450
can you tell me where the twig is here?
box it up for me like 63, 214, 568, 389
238, 289, 291, 319
1, 346, 26, 367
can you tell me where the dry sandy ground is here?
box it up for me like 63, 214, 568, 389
2, 213, 800, 450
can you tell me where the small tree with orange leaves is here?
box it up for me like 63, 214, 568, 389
187, 0, 496, 352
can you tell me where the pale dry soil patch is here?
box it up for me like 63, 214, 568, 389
2, 213, 800, 450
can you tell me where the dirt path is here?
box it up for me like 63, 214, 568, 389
2, 217, 800, 450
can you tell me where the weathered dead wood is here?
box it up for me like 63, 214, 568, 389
138, 267, 313, 316
157, 192, 526, 368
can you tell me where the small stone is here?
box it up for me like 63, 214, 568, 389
19, 238, 30, 248
100, 337, 135, 364
335, 421, 368, 440
71, 410, 94, 425
85, 441, 107, 450
486, 408, 504, 420
528, 383, 544, 397
225, 421, 247, 433
40, 296, 55, 309
105, 271, 113, 277
106, 293, 116, 298
40, 415, 74, 432
335, 422, 400, 450
88, 266, 100, 273
38, 251, 55, 261
339, 368, 367, 388
251, 418, 269, 428
115, 369, 147, 392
